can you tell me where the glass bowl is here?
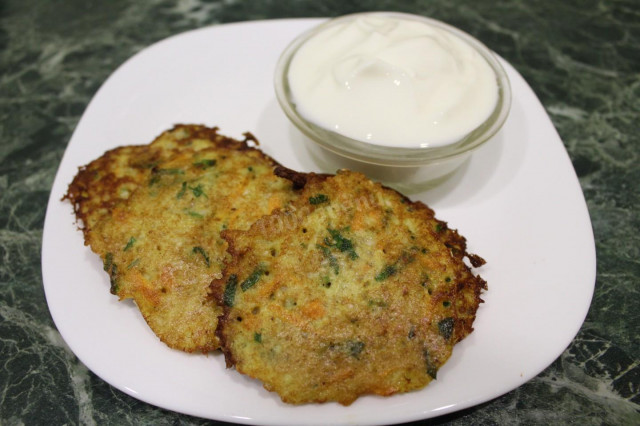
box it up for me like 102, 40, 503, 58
274, 12, 512, 180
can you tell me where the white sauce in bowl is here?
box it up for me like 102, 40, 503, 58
287, 15, 499, 148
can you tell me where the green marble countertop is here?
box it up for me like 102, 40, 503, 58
1, 1, 638, 424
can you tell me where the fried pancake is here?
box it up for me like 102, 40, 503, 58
64, 125, 235, 242
213, 169, 486, 405
67, 125, 299, 352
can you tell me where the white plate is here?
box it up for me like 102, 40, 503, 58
42, 19, 596, 425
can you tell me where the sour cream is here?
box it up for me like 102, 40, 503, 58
287, 14, 499, 148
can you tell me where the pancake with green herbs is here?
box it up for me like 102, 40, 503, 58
213, 168, 486, 405
64, 125, 234, 244
66, 125, 299, 352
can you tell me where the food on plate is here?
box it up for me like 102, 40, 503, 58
212, 168, 486, 405
65, 125, 299, 352
64, 125, 233, 243
65, 124, 488, 401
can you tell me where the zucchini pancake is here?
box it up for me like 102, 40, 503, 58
65, 125, 299, 352
65, 125, 231, 243
213, 169, 487, 405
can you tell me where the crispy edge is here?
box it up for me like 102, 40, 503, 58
62, 124, 262, 242
62, 144, 147, 243
212, 229, 242, 367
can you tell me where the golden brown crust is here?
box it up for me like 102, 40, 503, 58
63, 124, 258, 243
65, 125, 299, 352
212, 169, 486, 404
63, 144, 156, 241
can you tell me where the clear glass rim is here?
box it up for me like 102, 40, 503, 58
274, 11, 512, 167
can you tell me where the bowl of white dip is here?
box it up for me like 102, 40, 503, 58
275, 12, 511, 180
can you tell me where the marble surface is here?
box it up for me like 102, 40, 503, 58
1, 0, 638, 424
